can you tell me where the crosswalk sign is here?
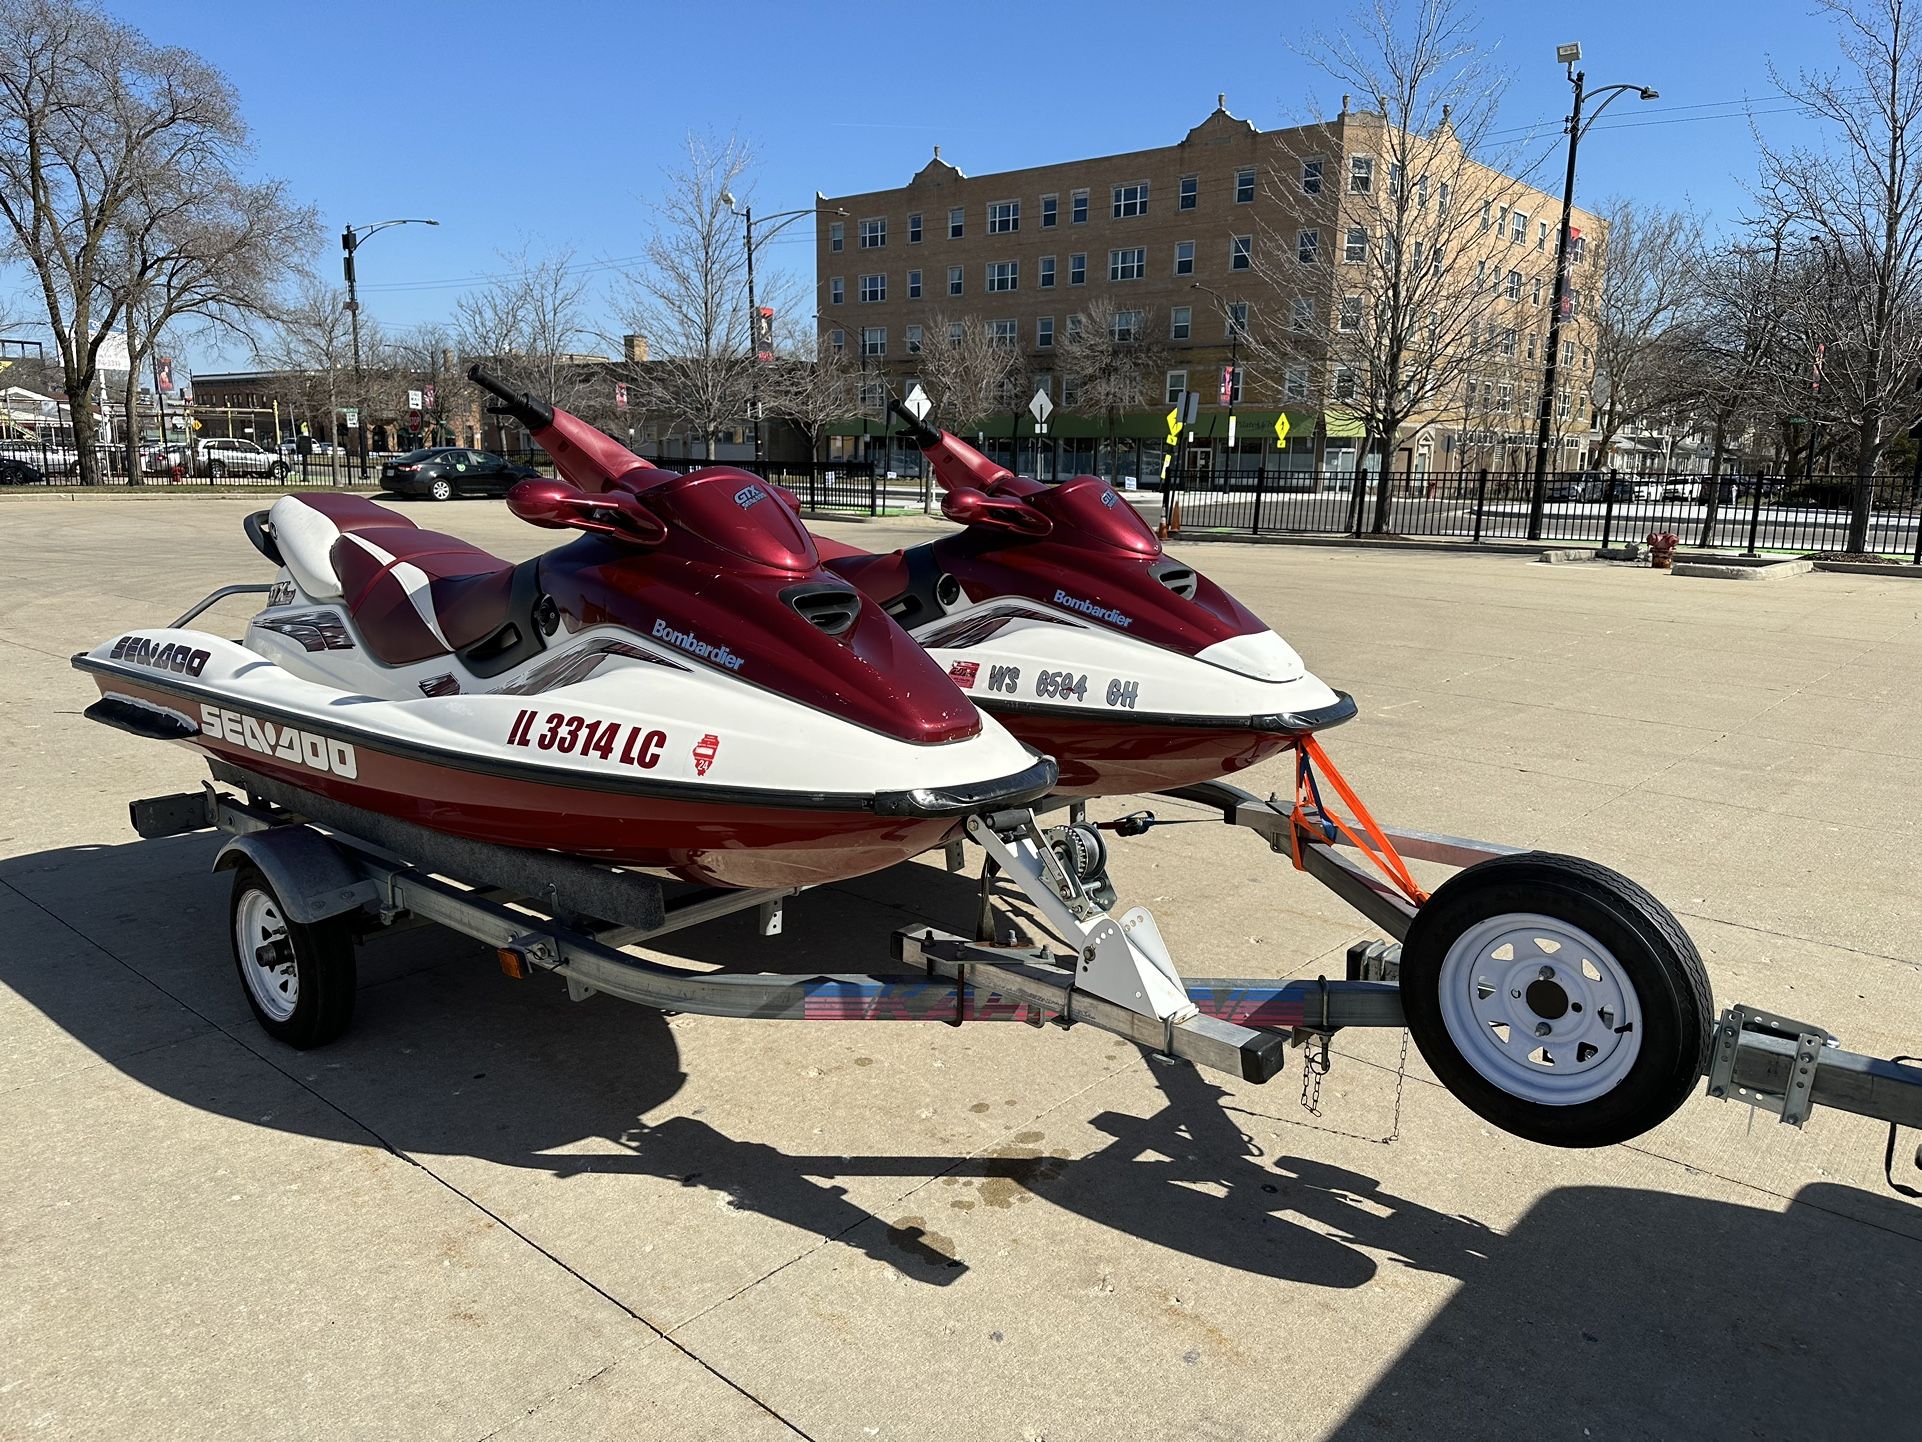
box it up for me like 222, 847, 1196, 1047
1274, 413, 1291, 444
1165, 405, 1182, 446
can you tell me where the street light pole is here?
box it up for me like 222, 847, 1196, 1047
1527, 47, 1658, 539
724, 195, 848, 468
1192, 281, 1241, 479
341, 218, 438, 479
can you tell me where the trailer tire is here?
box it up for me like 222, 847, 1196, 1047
228, 861, 357, 1048
1399, 852, 1711, 1148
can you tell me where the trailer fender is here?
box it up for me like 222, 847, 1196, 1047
213, 827, 380, 925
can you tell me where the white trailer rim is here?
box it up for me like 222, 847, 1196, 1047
1438, 911, 1642, 1106
236, 888, 299, 1022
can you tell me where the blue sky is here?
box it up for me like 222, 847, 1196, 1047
113, 0, 1839, 368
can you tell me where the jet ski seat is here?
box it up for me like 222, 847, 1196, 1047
267, 493, 538, 671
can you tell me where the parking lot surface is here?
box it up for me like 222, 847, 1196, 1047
3, 495, 1918, 1440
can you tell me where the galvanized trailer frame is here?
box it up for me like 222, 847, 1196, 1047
129, 769, 1922, 1182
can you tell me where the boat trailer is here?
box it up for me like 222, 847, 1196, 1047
127, 756, 1922, 1193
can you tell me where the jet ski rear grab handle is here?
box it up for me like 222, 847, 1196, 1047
129, 764, 1922, 1168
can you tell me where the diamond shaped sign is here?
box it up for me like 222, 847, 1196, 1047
1028, 387, 1055, 423
902, 383, 933, 422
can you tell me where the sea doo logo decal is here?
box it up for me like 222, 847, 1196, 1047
110, 634, 210, 677
198, 704, 357, 779
692, 733, 720, 776
734, 482, 768, 510
1052, 591, 1133, 628
651, 618, 746, 671
947, 660, 979, 689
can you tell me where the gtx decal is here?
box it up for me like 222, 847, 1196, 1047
198, 704, 357, 779
651, 618, 745, 671
252, 609, 354, 652
505, 708, 665, 768
109, 634, 210, 677
1052, 590, 1133, 628
267, 579, 296, 607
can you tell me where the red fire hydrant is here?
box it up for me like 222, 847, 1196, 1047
1647, 530, 1678, 569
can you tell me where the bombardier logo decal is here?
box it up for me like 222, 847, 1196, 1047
199, 704, 357, 778
1052, 590, 1133, 628
651, 618, 746, 671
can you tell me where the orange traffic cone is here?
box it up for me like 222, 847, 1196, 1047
1168, 498, 1183, 534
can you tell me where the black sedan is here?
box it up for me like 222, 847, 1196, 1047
0, 455, 45, 486
379, 448, 538, 501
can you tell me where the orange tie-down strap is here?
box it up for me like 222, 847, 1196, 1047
1289, 734, 1429, 907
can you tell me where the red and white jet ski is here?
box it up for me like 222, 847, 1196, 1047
74, 370, 1052, 889
814, 405, 1356, 795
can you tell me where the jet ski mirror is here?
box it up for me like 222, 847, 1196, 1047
508, 478, 668, 545
941, 487, 1052, 537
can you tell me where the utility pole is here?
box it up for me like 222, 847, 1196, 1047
725, 194, 848, 468
341, 218, 439, 479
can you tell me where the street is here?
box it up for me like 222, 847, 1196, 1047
2, 497, 1917, 1440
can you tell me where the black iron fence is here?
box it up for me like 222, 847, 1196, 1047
1158, 468, 1922, 559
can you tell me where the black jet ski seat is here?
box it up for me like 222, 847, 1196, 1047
266, 493, 534, 670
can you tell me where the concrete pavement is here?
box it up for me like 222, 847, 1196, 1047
2, 495, 1918, 1440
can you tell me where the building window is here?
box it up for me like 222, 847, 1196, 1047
829, 328, 845, 353
908, 212, 922, 244
1475, 259, 1487, 287
947, 264, 963, 296
1226, 300, 1248, 337
1388, 162, 1403, 198
948, 207, 964, 239
1564, 339, 1576, 366
1338, 295, 1362, 332
1179, 175, 1197, 209
1505, 269, 1522, 300
1065, 313, 1084, 342
1290, 297, 1313, 331
1071, 188, 1088, 223
1537, 219, 1549, 251
1224, 367, 1244, 403
1344, 226, 1367, 263
987, 260, 1018, 292
859, 217, 886, 248
1174, 239, 1195, 276
1110, 308, 1142, 342
906, 324, 923, 354
1235, 167, 1256, 203
1112, 181, 1149, 218
1297, 228, 1319, 264
1165, 369, 1188, 405
1334, 365, 1356, 401
1431, 242, 1445, 278
1497, 381, 1513, 413
988, 319, 1017, 346
1480, 199, 1492, 231
829, 222, 844, 252
1231, 234, 1252, 270
1416, 173, 1429, 208
1571, 233, 1587, 262
1069, 252, 1086, 285
858, 273, 886, 303
1285, 366, 1308, 400
1500, 327, 1517, 357
1037, 254, 1056, 289
1302, 157, 1323, 194
1532, 276, 1543, 305
1527, 332, 1538, 361
1170, 305, 1191, 340
1349, 156, 1373, 194
1437, 181, 1451, 214
829, 277, 844, 305
1041, 194, 1058, 228
1511, 210, 1528, 243
907, 269, 922, 300
1037, 316, 1055, 348
861, 326, 885, 357
1109, 246, 1146, 281
988, 199, 1019, 234
947, 322, 964, 347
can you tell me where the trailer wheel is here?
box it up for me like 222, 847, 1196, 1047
228, 861, 357, 1048
1399, 853, 1711, 1148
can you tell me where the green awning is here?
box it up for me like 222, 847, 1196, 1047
1323, 409, 1368, 439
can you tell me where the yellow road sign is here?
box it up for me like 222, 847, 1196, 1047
1165, 405, 1182, 445
1274, 413, 1291, 444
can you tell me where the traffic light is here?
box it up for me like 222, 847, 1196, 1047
753, 306, 775, 363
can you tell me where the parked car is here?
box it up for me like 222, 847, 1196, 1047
0, 438, 77, 476
379, 447, 538, 500
0, 454, 45, 486
1661, 479, 1697, 501
192, 436, 289, 479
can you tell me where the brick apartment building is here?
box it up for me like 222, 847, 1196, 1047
818, 98, 1601, 482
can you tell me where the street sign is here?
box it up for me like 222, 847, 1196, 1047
344, 407, 360, 429
1274, 413, 1291, 444
1028, 387, 1054, 424
1181, 390, 1200, 426
903, 383, 933, 422
406, 389, 423, 410
1164, 405, 1182, 445
1227, 414, 1238, 447
423, 383, 436, 409
615, 382, 629, 412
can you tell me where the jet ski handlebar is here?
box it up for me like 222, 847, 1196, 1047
467, 365, 555, 431
886, 398, 943, 450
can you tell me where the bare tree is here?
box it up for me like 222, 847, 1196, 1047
1586, 198, 1706, 466
0, 0, 256, 485
1253, 0, 1530, 531
261, 274, 363, 446
1686, 231, 1794, 538
760, 337, 859, 462
453, 244, 596, 408
915, 311, 1029, 438
1054, 297, 1168, 482
1755, 0, 1922, 550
